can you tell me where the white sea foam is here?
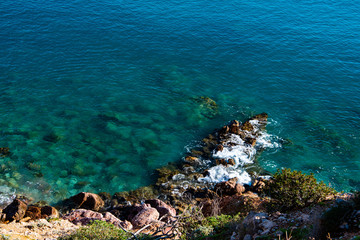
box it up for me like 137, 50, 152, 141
212, 134, 255, 166
0, 185, 16, 208
200, 123, 282, 185
199, 165, 252, 185
256, 132, 282, 148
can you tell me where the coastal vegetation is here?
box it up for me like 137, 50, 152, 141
264, 168, 336, 211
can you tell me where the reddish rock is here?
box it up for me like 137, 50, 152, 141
131, 207, 159, 228
228, 159, 236, 166
250, 112, 268, 122
69, 192, 104, 211
215, 177, 245, 196
215, 144, 224, 152
145, 199, 176, 217
25, 206, 42, 220
219, 126, 230, 135
63, 209, 133, 230
184, 156, 200, 166
241, 121, 254, 132
41, 206, 59, 218
245, 137, 257, 146
0, 213, 6, 222
3, 199, 27, 222
220, 192, 266, 215
216, 158, 236, 167
251, 178, 267, 193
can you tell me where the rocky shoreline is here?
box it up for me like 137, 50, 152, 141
0, 114, 359, 239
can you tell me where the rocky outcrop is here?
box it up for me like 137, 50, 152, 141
145, 199, 176, 217
214, 177, 245, 196
152, 113, 270, 208
63, 209, 132, 230
2, 199, 27, 222
25, 206, 59, 220
131, 207, 160, 228
240, 212, 277, 236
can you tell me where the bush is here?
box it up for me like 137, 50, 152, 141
179, 206, 241, 240
265, 168, 336, 211
59, 220, 131, 240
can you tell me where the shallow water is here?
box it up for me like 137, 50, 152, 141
0, 0, 359, 203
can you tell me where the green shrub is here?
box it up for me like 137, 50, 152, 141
59, 220, 131, 240
179, 206, 241, 240
265, 168, 336, 211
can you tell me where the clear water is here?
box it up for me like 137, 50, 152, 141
0, 0, 360, 203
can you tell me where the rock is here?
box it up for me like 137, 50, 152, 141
251, 178, 267, 192
215, 177, 245, 195
43, 132, 61, 143
41, 206, 59, 218
102, 212, 132, 230
229, 120, 241, 134
259, 219, 277, 234
3, 199, 28, 222
131, 207, 160, 228
25, 206, 42, 220
228, 159, 236, 166
241, 121, 254, 132
0, 147, 10, 157
245, 137, 256, 147
216, 158, 236, 167
243, 234, 252, 240
215, 144, 224, 152
241, 212, 277, 236
250, 113, 268, 122
184, 156, 200, 166
69, 192, 104, 211
63, 209, 133, 230
219, 126, 230, 135
192, 96, 218, 119
0, 213, 7, 222
145, 199, 176, 217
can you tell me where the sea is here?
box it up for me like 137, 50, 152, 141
0, 0, 359, 204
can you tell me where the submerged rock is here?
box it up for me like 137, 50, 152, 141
191, 96, 218, 119
0, 147, 10, 157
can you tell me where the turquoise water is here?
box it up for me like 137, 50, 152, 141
0, 0, 359, 203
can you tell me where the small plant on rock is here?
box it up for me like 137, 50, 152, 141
265, 168, 336, 211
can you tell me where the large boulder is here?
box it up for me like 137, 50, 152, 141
3, 199, 27, 222
145, 199, 176, 218
215, 177, 245, 196
63, 209, 132, 230
25, 206, 42, 219
131, 207, 160, 228
25, 205, 59, 220
69, 192, 104, 211
41, 206, 59, 218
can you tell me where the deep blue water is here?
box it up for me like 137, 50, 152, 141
0, 0, 359, 203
